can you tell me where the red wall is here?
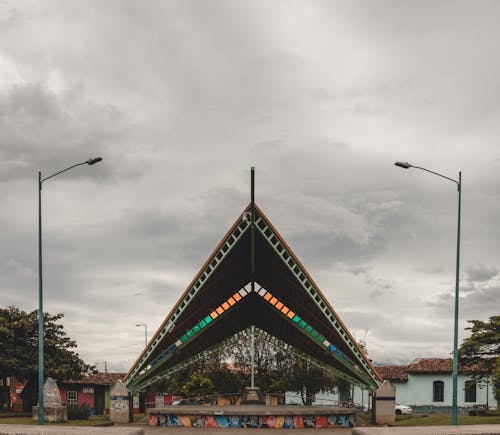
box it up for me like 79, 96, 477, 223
59, 386, 94, 408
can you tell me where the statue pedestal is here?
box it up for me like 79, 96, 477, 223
240, 387, 265, 405
32, 405, 68, 422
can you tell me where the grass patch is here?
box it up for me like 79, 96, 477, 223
0, 415, 111, 426
394, 414, 500, 426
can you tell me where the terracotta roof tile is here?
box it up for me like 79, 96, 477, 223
62, 372, 124, 385
375, 365, 408, 382
407, 358, 453, 373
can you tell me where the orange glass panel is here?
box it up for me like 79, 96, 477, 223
227, 297, 236, 306
281, 306, 289, 315
287, 310, 295, 319
264, 293, 272, 301
210, 311, 218, 319
275, 302, 284, 310
233, 293, 242, 302
216, 306, 224, 315
222, 302, 230, 310
269, 297, 278, 305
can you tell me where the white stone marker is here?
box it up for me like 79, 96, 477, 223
109, 380, 131, 424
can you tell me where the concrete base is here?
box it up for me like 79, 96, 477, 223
353, 425, 500, 435
0, 425, 143, 434
147, 405, 356, 428
240, 387, 265, 405
32, 406, 67, 422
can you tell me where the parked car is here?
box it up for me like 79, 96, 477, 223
395, 403, 413, 415
171, 399, 200, 406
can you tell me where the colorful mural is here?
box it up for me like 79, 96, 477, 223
149, 413, 355, 428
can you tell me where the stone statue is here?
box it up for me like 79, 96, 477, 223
43, 377, 62, 407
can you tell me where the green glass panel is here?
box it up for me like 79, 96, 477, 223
187, 329, 194, 337
199, 320, 207, 328
204, 315, 213, 324
305, 325, 313, 333
292, 315, 301, 323
311, 330, 318, 338
193, 325, 200, 333
317, 335, 325, 342
181, 335, 189, 343
299, 320, 306, 328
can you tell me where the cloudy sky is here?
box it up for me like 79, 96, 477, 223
1, 0, 499, 373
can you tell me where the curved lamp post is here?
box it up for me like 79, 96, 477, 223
136, 323, 148, 347
395, 161, 461, 425
38, 157, 102, 425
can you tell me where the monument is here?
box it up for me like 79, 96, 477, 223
372, 380, 396, 425
32, 377, 67, 422
110, 380, 132, 424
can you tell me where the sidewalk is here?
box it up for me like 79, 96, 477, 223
353, 425, 500, 435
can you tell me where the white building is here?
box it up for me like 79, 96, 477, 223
376, 358, 497, 412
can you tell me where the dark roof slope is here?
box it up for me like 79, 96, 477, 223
375, 365, 408, 382
62, 372, 124, 385
124, 203, 382, 390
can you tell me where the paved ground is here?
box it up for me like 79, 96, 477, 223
352, 425, 500, 435
120, 424, 353, 434
0, 424, 143, 435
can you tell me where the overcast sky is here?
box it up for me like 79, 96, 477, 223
1, 0, 499, 373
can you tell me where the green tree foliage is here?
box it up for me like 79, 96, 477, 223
459, 315, 500, 400
155, 328, 343, 405
284, 359, 339, 405
181, 371, 216, 399
0, 306, 92, 409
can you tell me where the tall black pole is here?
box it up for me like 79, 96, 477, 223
250, 167, 255, 388
251, 167, 255, 293
451, 171, 461, 425
38, 172, 44, 425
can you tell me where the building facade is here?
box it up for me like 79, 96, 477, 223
376, 358, 497, 412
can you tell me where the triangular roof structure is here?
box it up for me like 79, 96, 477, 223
124, 174, 382, 391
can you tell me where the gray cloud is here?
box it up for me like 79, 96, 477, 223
1, 1, 500, 371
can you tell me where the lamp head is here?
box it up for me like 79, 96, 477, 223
87, 157, 103, 165
395, 161, 411, 169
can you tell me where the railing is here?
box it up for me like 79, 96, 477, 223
145, 392, 358, 408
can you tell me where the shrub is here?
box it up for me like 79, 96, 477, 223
67, 403, 91, 420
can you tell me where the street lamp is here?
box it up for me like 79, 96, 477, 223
38, 157, 102, 425
394, 161, 462, 425
136, 323, 148, 347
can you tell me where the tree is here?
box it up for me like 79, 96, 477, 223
459, 315, 500, 400
285, 359, 339, 405
0, 306, 92, 410
181, 371, 216, 399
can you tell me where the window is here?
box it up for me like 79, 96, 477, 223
465, 380, 476, 402
67, 390, 78, 406
433, 381, 444, 402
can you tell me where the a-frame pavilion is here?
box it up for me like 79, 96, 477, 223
124, 182, 382, 393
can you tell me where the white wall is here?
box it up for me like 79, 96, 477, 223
394, 374, 497, 408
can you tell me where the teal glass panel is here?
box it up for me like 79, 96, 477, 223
204, 315, 213, 324
299, 320, 307, 328
292, 315, 301, 323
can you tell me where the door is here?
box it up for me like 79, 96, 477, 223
94, 387, 105, 415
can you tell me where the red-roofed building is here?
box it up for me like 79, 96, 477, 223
375, 358, 497, 412
59, 373, 125, 415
